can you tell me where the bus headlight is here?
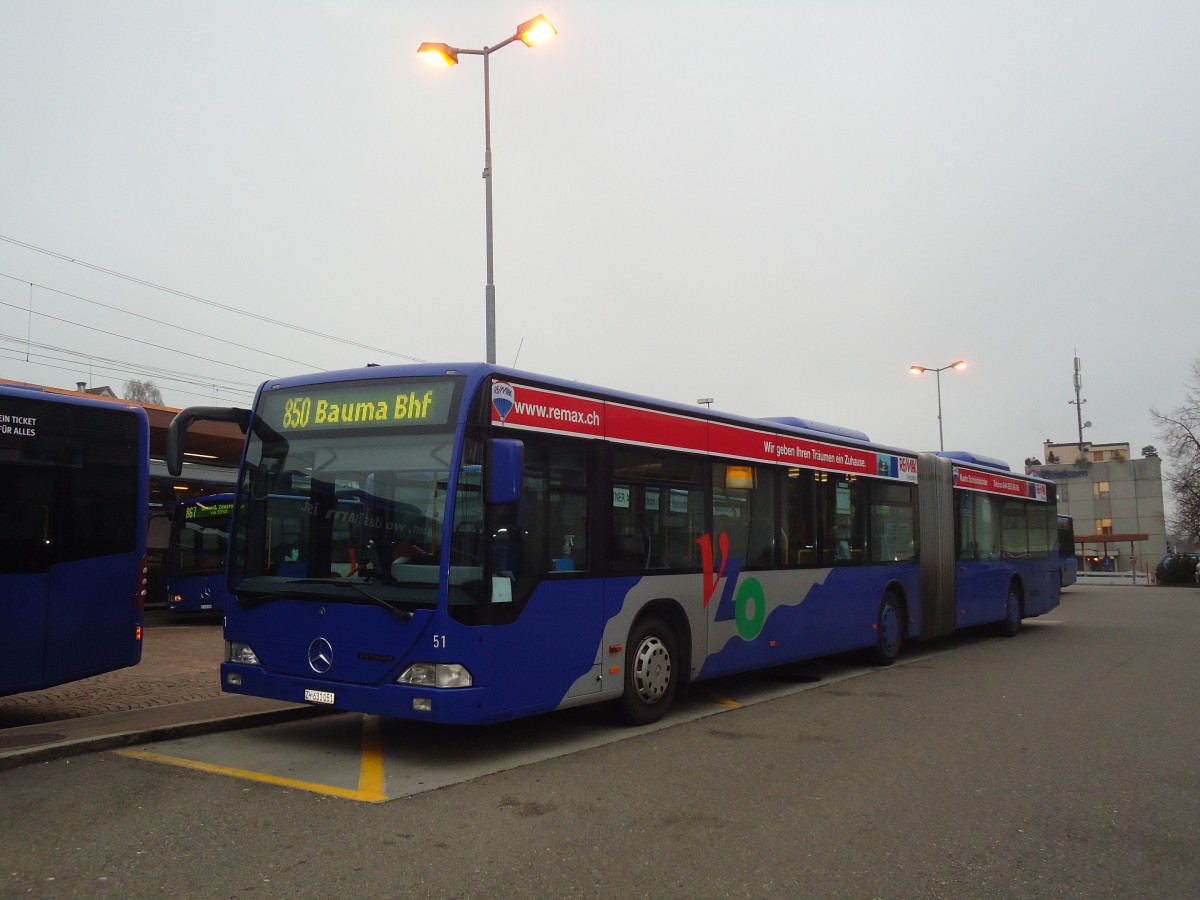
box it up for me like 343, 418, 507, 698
226, 641, 261, 666
397, 663, 473, 688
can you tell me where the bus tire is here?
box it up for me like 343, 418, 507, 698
618, 617, 678, 725
870, 592, 903, 666
998, 581, 1022, 637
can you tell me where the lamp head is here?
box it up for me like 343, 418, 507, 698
517, 14, 557, 46
417, 42, 458, 66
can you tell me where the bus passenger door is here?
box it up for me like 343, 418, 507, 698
955, 493, 1007, 627
553, 580, 605, 700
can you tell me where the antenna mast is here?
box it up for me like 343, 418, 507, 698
1069, 352, 1087, 454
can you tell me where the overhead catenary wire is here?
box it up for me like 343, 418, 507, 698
0, 334, 258, 395
0, 299, 280, 380
0, 348, 256, 404
0, 234, 428, 363
1, 272, 324, 373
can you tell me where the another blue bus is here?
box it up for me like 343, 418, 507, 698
0, 384, 148, 696
1057, 514, 1078, 587
166, 492, 236, 614
168, 364, 1059, 725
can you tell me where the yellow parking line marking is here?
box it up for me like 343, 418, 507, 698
117, 714, 390, 803
357, 715, 386, 801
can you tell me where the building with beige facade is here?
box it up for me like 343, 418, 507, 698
1026, 441, 1167, 574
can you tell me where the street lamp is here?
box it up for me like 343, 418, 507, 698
909, 360, 967, 451
418, 14, 558, 366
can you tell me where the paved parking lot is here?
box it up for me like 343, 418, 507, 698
0, 613, 224, 726
0, 612, 307, 767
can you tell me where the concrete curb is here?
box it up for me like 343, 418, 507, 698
0, 697, 327, 771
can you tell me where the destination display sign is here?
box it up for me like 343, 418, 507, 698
184, 501, 235, 521
953, 466, 1048, 501
489, 380, 919, 483
260, 378, 458, 434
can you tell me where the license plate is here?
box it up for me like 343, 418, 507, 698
304, 689, 335, 705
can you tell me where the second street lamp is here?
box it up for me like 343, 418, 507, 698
418, 14, 557, 366
909, 360, 967, 451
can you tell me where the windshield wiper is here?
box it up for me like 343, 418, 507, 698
235, 578, 414, 620
235, 587, 296, 608
317, 579, 415, 620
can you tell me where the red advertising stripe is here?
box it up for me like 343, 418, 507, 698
953, 466, 1037, 499
605, 402, 707, 452
709, 422, 881, 476
491, 383, 604, 438
492, 381, 917, 482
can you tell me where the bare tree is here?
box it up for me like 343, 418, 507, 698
123, 379, 164, 405
1152, 359, 1200, 542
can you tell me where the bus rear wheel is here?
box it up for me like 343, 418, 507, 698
998, 581, 1022, 637
869, 592, 903, 666
618, 617, 678, 725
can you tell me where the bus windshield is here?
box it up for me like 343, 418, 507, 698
231, 425, 465, 613
171, 495, 234, 579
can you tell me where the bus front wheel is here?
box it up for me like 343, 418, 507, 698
618, 617, 678, 725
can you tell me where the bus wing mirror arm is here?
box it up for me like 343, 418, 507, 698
167, 406, 250, 477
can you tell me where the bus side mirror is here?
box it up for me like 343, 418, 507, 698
167, 406, 250, 476
486, 438, 523, 505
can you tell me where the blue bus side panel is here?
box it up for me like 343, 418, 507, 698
222, 565, 927, 724
0, 574, 49, 695
956, 557, 1060, 627
955, 561, 1010, 627
1, 554, 141, 697
1021, 557, 1061, 616
698, 565, 920, 680
46, 554, 142, 684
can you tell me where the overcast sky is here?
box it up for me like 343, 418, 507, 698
2, 1, 1197, 476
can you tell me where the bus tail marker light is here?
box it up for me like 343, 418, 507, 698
135, 625, 143, 642
609, 666, 620, 675
608, 645, 623, 655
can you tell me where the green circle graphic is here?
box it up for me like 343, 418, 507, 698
735, 577, 766, 640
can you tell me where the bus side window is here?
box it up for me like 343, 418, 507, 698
782, 471, 817, 565
610, 493, 648, 571
0, 499, 51, 572
713, 462, 777, 567
868, 481, 916, 563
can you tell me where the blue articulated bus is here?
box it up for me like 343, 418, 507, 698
166, 492, 236, 614
167, 364, 1059, 725
0, 384, 148, 696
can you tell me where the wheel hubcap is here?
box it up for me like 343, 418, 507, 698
632, 636, 671, 704
881, 604, 900, 656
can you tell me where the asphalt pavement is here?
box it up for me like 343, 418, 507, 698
0, 610, 315, 770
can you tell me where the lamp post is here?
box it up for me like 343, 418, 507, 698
418, 14, 557, 366
909, 360, 967, 451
